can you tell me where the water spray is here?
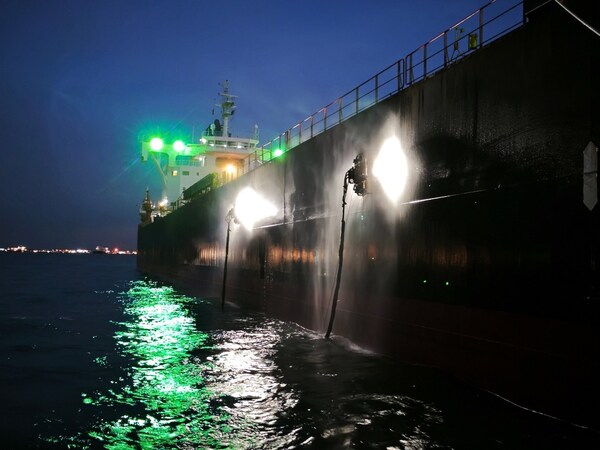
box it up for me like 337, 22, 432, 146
325, 153, 369, 339
221, 187, 277, 310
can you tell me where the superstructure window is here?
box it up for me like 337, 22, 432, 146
172, 170, 178, 176
175, 155, 201, 167
182, 171, 189, 176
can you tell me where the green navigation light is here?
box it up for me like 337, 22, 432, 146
150, 137, 164, 151
173, 140, 186, 152
273, 148, 283, 158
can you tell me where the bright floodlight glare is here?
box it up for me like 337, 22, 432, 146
235, 187, 277, 230
150, 137, 164, 151
373, 136, 408, 204
226, 164, 236, 174
273, 148, 283, 157
173, 140, 185, 152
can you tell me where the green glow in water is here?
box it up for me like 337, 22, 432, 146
80, 281, 230, 448
94, 356, 108, 366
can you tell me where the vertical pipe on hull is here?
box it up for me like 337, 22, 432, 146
222, 208, 236, 310
325, 172, 350, 339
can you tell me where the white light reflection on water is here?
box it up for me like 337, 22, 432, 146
202, 321, 300, 448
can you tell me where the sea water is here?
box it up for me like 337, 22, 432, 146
0, 252, 598, 449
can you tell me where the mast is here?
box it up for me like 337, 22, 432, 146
218, 80, 237, 138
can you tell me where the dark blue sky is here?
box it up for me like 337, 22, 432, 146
1, 0, 486, 249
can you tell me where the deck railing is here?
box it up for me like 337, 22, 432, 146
238, 0, 525, 175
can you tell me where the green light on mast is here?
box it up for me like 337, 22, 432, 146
150, 137, 164, 151
273, 148, 283, 158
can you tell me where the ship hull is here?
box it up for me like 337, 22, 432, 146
138, 3, 600, 427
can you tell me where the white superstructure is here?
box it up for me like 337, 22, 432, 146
141, 81, 259, 212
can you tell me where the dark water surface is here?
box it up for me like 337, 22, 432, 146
1, 253, 599, 449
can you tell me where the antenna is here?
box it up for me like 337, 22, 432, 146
215, 80, 237, 138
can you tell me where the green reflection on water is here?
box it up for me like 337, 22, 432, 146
82, 280, 230, 449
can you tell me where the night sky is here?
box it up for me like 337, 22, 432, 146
1, 0, 485, 250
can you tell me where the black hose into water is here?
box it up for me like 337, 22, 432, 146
221, 209, 235, 311
325, 171, 350, 339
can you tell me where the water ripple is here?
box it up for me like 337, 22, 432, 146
34, 278, 600, 450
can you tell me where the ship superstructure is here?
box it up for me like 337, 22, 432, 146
140, 80, 259, 219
